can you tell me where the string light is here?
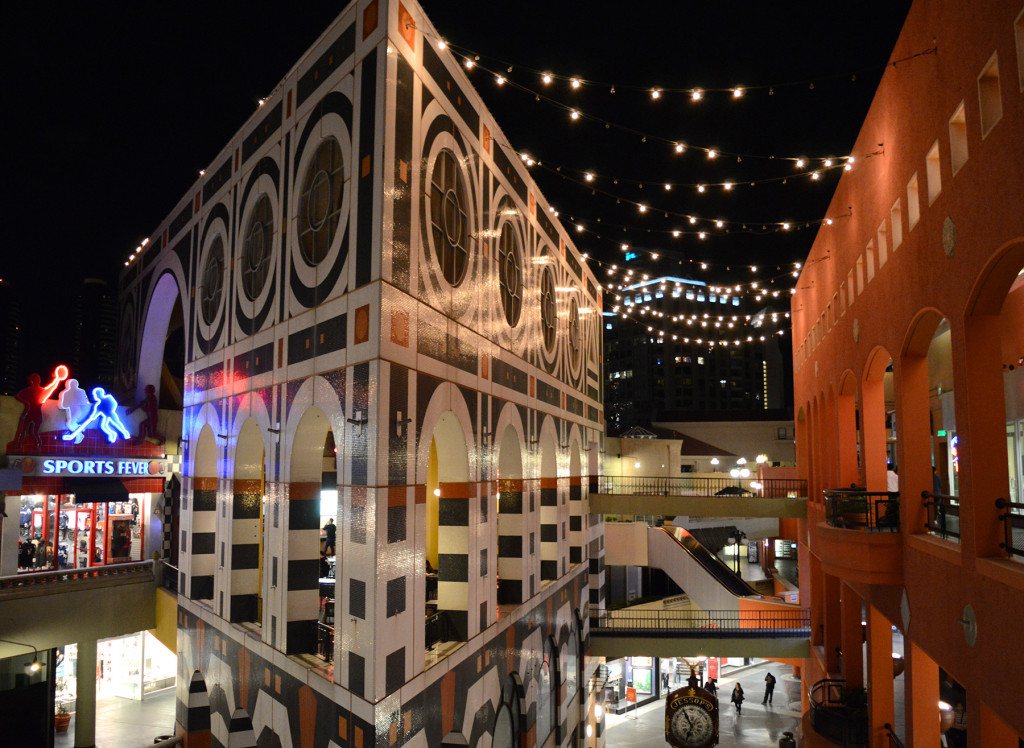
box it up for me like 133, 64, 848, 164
496, 75, 505, 85
691, 89, 703, 101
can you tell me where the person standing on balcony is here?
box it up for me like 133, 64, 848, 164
730, 683, 744, 714
323, 518, 336, 556
886, 463, 899, 494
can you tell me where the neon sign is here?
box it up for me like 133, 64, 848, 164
950, 435, 959, 473
62, 387, 131, 444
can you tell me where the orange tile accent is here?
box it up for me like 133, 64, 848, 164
287, 90, 292, 118
482, 125, 491, 154
362, 0, 379, 38
194, 476, 217, 491
233, 479, 263, 495
338, 715, 347, 739
561, 392, 565, 408
441, 671, 456, 735
389, 721, 397, 745
391, 309, 409, 347
361, 155, 371, 178
506, 628, 516, 672
529, 193, 535, 215
399, 159, 408, 183
481, 354, 488, 379
355, 725, 363, 748
569, 476, 582, 486
275, 674, 282, 694
355, 304, 370, 344
415, 484, 427, 504
264, 668, 271, 687
278, 338, 284, 368
438, 481, 472, 499
298, 686, 317, 748
194, 193, 201, 212
388, 485, 407, 507
529, 376, 535, 398
404, 711, 411, 732
477, 654, 482, 672
498, 478, 524, 492
290, 482, 321, 501
540, 477, 557, 489
398, 3, 415, 50
239, 649, 251, 708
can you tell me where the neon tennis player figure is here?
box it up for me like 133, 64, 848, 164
62, 387, 132, 444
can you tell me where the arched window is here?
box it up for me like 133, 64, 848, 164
493, 674, 522, 748
536, 637, 559, 743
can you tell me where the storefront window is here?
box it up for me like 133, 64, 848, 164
16, 494, 147, 572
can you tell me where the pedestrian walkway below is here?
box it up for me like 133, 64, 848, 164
605, 661, 804, 747
54, 687, 176, 748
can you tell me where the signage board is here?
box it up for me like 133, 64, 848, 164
8, 455, 172, 479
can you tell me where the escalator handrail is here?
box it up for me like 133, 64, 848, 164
656, 526, 762, 598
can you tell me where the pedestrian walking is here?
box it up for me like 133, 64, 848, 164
763, 672, 776, 705
730, 683, 744, 714
706, 678, 717, 697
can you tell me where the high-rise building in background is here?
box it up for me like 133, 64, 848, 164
604, 271, 791, 434
71, 278, 117, 388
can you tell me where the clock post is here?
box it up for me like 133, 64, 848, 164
665, 667, 720, 748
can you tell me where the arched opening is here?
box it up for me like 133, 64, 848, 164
837, 371, 860, 487
287, 407, 335, 656
862, 348, 894, 493
138, 272, 185, 410
189, 424, 217, 601
568, 440, 584, 568
425, 411, 471, 648
535, 636, 559, 745
493, 673, 523, 748
964, 240, 1024, 559
903, 311, 956, 541
497, 424, 525, 606
231, 418, 265, 624
539, 427, 559, 583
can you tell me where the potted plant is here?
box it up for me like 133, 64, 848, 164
55, 700, 71, 733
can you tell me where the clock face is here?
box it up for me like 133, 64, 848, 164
670, 704, 715, 747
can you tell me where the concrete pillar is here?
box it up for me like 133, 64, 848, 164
904, 640, 939, 748
865, 604, 895, 748
840, 583, 863, 688
74, 638, 97, 748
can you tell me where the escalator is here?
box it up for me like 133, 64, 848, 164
646, 526, 761, 611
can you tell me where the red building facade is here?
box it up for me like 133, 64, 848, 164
793, 1, 1024, 746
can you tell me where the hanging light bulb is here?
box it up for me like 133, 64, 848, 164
576, 224, 584, 232
664, 183, 672, 191
733, 87, 744, 98
691, 89, 703, 101
570, 77, 581, 89
697, 184, 705, 193
811, 172, 821, 180
464, 59, 474, 69
698, 231, 707, 239
542, 73, 552, 84
638, 204, 648, 213
584, 172, 594, 181
672, 230, 681, 237
570, 109, 579, 120
707, 149, 718, 159
651, 88, 661, 99
675, 142, 685, 153
796, 158, 805, 168
689, 216, 697, 224
723, 182, 733, 190
824, 159, 833, 167
716, 220, 724, 228
495, 75, 505, 85
437, 39, 447, 50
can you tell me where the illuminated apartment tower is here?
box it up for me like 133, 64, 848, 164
117, 1, 606, 745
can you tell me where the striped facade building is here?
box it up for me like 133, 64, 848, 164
117, 1, 607, 745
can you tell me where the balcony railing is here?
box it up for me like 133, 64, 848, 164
995, 498, 1024, 559
921, 491, 961, 542
0, 560, 154, 597
808, 678, 868, 748
595, 475, 806, 498
884, 723, 904, 748
590, 607, 810, 636
822, 490, 900, 532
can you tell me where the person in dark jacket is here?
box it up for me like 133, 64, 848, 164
323, 518, 336, 556
763, 672, 776, 704
731, 683, 745, 713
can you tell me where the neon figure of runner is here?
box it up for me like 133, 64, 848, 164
62, 387, 131, 444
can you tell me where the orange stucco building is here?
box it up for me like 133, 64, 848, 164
793, 0, 1024, 746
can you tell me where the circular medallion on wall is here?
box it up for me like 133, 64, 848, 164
200, 236, 226, 326
568, 297, 582, 371
540, 264, 557, 353
498, 222, 523, 327
241, 193, 274, 301
427, 147, 471, 286
297, 137, 345, 267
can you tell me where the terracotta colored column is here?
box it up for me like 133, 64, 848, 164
823, 573, 841, 674
862, 377, 887, 493
865, 604, 895, 748
893, 352, 931, 534
904, 640, 939, 747
840, 583, 863, 688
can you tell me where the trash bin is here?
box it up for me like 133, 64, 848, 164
779, 731, 796, 747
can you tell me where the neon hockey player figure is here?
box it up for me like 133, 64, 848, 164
58, 379, 92, 444
62, 387, 131, 444
14, 364, 68, 447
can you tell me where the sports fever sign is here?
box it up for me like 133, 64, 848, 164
8, 455, 171, 479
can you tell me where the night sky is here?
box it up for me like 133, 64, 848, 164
4, 1, 911, 374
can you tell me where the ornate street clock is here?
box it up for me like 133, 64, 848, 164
665, 670, 719, 748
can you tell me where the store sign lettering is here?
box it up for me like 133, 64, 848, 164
39, 458, 158, 477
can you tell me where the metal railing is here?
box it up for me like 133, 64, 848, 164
808, 678, 867, 748
0, 560, 154, 596
316, 623, 334, 662
161, 561, 180, 594
822, 489, 900, 532
995, 498, 1024, 559
883, 722, 904, 748
921, 491, 961, 542
589, 607, 810, 636
595, 475, 807, 498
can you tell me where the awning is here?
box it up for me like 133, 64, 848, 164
65, 477, 130, 503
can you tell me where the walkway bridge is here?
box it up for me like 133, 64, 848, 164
589, 606, 811, 659
590, 476, 807, 518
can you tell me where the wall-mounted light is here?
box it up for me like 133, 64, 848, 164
0, 639, 42, 674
